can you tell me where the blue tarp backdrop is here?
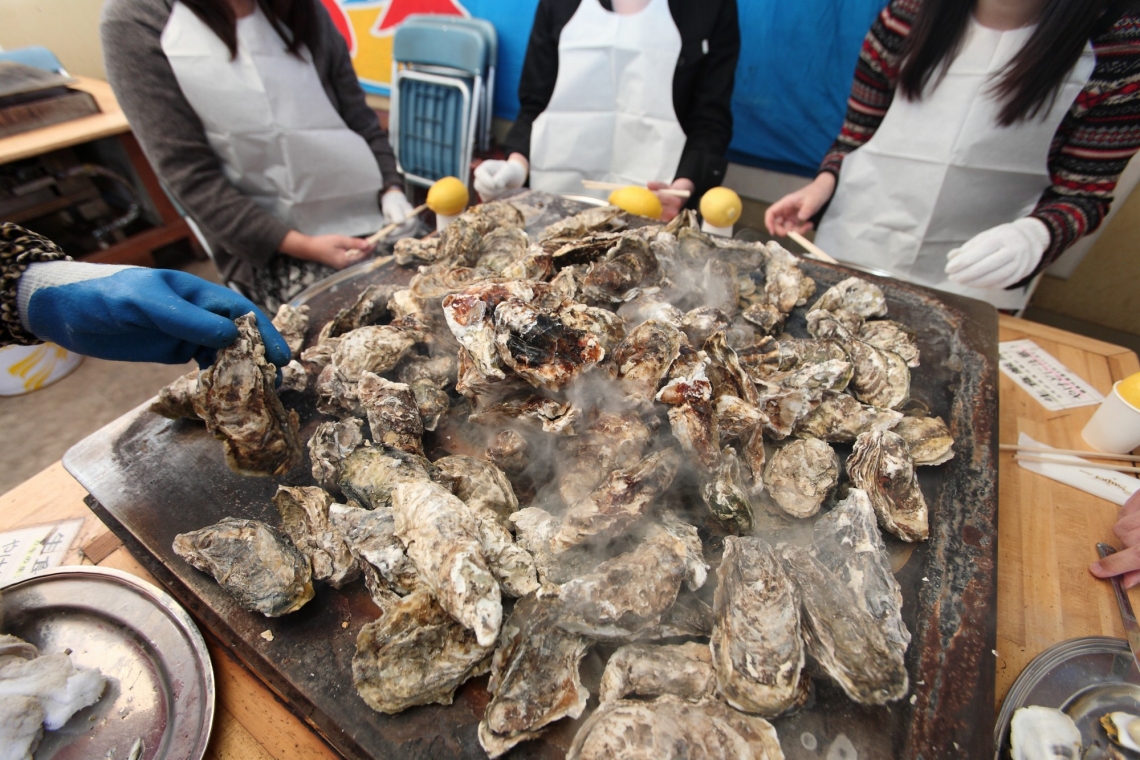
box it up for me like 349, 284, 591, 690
464, 0, 886, 177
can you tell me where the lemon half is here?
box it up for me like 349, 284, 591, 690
608, 186, 662, 220
427, 176, 469, 217
700, 187, 742, 228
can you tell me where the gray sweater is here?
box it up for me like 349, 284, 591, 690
100, 0, 402, 287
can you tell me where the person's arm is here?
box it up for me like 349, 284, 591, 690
0, 224, 70, 347
312, 1, 401, 190
100, 0, 290, 270
502, 0, 562, 161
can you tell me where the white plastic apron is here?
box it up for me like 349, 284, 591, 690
815, 19, 1095, 310
529, 0, 688, 197
161, 2, 385, 237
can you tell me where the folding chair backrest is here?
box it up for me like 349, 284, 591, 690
402, 15, 497, 72
392, 25, 485, 78
0, 46, 66, 75
395, 73, 470, 185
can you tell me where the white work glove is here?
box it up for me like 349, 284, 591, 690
381, 188, 418, 237
944, 217, 1051, 290
474, 158, 528, 202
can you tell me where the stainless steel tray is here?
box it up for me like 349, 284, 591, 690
2, 566, 215, 760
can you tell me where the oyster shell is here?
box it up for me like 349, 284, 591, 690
809, 277, 888, 321
764, 241, 816, 313
0, 695, 43, 759
393, 236, 441, 266
741, 302, 786, 336
566, 696, 784, 760
317, 325, 418, 416
432, 455, 519, 526
442, 281, 555, 379
475, 227, 531, 272
557, 410, 654, 505
338, 446, 435, 510
478, 597, 590, 759
273, 486, 359, 588
353, 591, 492, 714
502, 247, 554, 281
357, 373, 424, 456
755, 387, 816, 440
470, 393, 581, 435
1102, 711, 1140, 752
0, 653, 107, 732
794, 391, 902, 443
701, 447, 754, 533
737, 336, 783, 381
807, 310, 909, 409
151, 370, 200, 420
610, 319, 684, 402
705, 331, 760, 406
557, 303, 627, 354
408, 377, 449, 432
599, 642, 715, 703
278, 359, 307, 393
436, 215, 485, 267
657, 351, 720, 472
764, 438, 839, 519
173, 518, 313, 616
893, 415, 955, 466
848, 430, 930, 542
193, 314, 302, 476
777, 543, 908, 705
510, 506, 610, 585
715, 395, 768, 441
681, 307, 730, 348
271, 303, 309, 355
395, 353, 457, 389
712, 536, 804, 716
617, 290, 685, 330
317, 283, 395, 343
540, 205, 626, 241
812, 489, 911, 652
486, 429, 529, 475
860, 319, 920, 367
552, 448, 681, 552
328, 503, 422, 597
1010, 706, 1081, 760
493, 298, 604, 390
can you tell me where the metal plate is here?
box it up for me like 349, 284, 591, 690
63, 192, 999, 759
1, 566, 215, 760
995, 637, 1140, 759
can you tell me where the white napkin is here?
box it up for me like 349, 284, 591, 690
1016, 433, 1140, 506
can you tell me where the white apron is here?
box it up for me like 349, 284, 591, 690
815, 18, 1096, 309
529, 0, 688, 197
161, 2, 385, 237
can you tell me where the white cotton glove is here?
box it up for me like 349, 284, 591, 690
381, 188, 418, 236
474, 158, 528, 202
944, 217, 1051, 290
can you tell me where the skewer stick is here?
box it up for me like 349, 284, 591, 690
1014, 454, 1140, 475
787, 230, 840, 265
344, 203, 429, 258
580, 179, 692, 199
1000, 443, 1140, 463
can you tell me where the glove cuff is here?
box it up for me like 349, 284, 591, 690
1009, 217, 1051, 284
17, 262, 135, 336
1, 224, 72, 347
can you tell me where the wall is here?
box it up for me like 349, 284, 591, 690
0, 0, 107, 78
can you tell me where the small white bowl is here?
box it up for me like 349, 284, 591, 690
0, 343, 82, 396
1082, 381, 1140, 454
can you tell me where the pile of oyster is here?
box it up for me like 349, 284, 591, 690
161, 200, 956, 759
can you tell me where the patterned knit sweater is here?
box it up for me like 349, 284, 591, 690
820, 0, 1140, 275
0, 224, 70, 347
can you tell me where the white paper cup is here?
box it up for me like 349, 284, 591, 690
1082, 381, 1140, 454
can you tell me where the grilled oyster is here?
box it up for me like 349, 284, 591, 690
317, 325, 419, 415
582, 235, 660, 303
478, 597, 590, 759
510, 507, 610, 585
810, 277, 888, 321
794, 391, 902, 443
715, 395, 767, 440
278, 359, 308, 393
552, 448, 681, 552
813, 489, 911, 652
455, 347, 531, 406
436, 215, 485, 267
737, 336, 783, 381
712, 536, 804, 716
407, 377, 449, 432
681, 307, 730, 348
470, 393, 581, 435
151, 370, 200, 420
271, 303, 309, 355
468, 200, 526, 231
848, 430, 930, 542
393, 235, 442, 266
764, 438, 839, 519
860, 319, 920, 367
701, 448, 754, 533
893, 415, 955, 466
487, 429, 529, 475
558, 303, 627, 354
328, 503, 422, 597
493, 298, 604, 390
557, 410, 654, 505
599, 642, 715, 703
764, 241, 816, 313
338, 446, 434, 510
705, 331, 760, 406
173, 518, 313, 616
433, 455, 519, 526
476, 227, 531, 272
442, 281, 555, 379
317, 283, 395, 343
657, 350, 720, 471
353, 591, 492, 714
566, 696, 784, 760
194, 314, 302, 476
396, 353, 458, 389
755, 387, 816, 440
540, 205, 626, 241
777, 543, 908, 705
357, 373, 424, 456
807, 310, 909, 409
617, 290, 685, 330
761, 357, 853, 399
610, 319, 684, 402
273, 486, 359, 588
741, 302, 786, 337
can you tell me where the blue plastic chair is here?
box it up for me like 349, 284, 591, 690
0, 46, 67, 75
390, 24, 487, 188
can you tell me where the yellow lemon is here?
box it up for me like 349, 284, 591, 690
608, 186, 662, 220
427, 176, 469, 216
700, 187, 742, 228
1118, 371, 1140, 409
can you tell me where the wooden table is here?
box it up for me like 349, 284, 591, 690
0, 76, 197, 267
0, 313, 1136, 757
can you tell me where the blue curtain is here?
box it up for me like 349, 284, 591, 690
467, 0, 887, 176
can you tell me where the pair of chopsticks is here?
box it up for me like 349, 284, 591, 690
581, 179, 691, 199
1002, 443, 1140, 474
344, 203, 429, 258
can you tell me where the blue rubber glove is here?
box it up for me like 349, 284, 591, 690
18, 262, 290, 368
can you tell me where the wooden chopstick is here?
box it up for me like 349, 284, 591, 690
1000, 443, 1140, 463
1014, 454, 1140, 475
787, 230, 840, 265
344, 203, 429, 258
580, 179, 692, 199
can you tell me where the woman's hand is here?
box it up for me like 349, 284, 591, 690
649, 178, 696, 222
1090, 490, 1140, 588
765, 173, 837, 236
280, 231, 374, 270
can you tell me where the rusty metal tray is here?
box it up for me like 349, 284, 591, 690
63, 196, 999, 759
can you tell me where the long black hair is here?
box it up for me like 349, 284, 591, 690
898, 0, 1113, 126
180, 0, 320, 60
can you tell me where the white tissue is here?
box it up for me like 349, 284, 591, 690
1016, 433, 1140, 506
